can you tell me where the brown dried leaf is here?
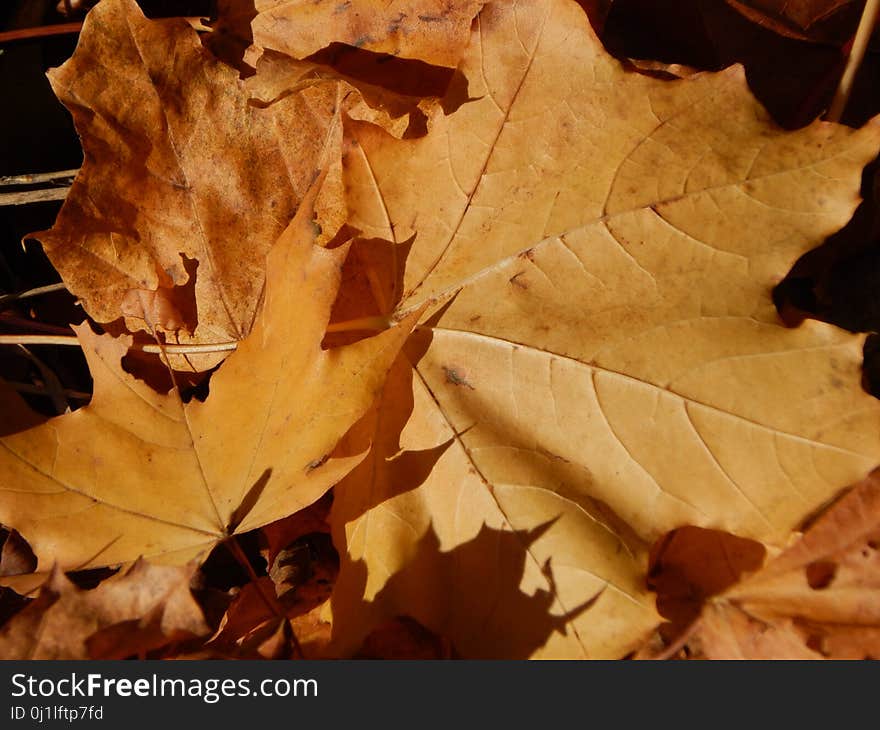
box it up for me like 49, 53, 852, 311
36, 0, 348, 367
0, 560, 207, 660
688, 469, 880, 659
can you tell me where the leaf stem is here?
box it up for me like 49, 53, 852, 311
0, 18, 210, 45
0, 334, 239, 354
0, 22, 83, 44
827, 0, 880, 122
0, 334, 79, 347
0, 188, 70, 206
140, 342, 238, 355
223, 537, 304, 659
6, 381, 90, 401
0, 282, 67, 305
0, 169, 79, 186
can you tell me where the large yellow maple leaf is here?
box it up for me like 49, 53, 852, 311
326, 0, 880, 658
0, 182, 416, 577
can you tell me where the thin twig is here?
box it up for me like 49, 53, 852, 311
0, 22, 82, 44
0, 316, 76, 336
0, 169, 79, 186
0, 333, 239, 354
0, 17, 210, 45
140, 341, 238, 355
16, 345, 68, 414
0, 282, 67, 305
0, 188, 69, 206
7, 381, 89, 401
827, 0, 880, 122
224, 537, 304, 659
0, 335, 78, 347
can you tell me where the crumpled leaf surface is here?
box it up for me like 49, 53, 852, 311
0, 560, 207, 660
328, 0, 880, 658
252, 0, 486, 68
245, 51, 434, 141
36, 0, 348, 366
0, 182, 415, 575
685, 468, 880, 659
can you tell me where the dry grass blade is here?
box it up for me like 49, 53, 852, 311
827, 0, 880, 120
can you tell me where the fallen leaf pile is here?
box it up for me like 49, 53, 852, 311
1, 0, 880, 659
642, 468, 880, 658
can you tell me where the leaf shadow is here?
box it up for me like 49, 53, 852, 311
330, 321, 449, 515
332, 519, 600, 659
329, 303, 609, 657
409, 323, 648, 560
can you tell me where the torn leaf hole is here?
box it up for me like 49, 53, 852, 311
805, 560, 837, 590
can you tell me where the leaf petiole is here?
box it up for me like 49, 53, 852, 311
0, 334, 239, 354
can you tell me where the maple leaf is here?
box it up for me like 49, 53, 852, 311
35, 0, 351, 367
0, 560, 207, 660
0, 180, 417, 577
672, 468, 880, 659
326, 0, 880, 658
208, 532, 336, 659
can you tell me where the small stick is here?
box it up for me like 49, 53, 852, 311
0, 188, 70, 206
0, 334, 239, 354
16, 345, 68, 414
224, 537, 304, 659
0, 316, 76, 336
0, 335, 78, 347
0, 282, 67, 305
0, 22, 83, 44
7, 381, 90, 401
0, 169, 79, 186
140, 341, 237, 355
0, 17, 210, 45
827, 0, 880, 122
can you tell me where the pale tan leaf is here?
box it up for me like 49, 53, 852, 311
329, 0, 880, 658
0, 560, 207, 660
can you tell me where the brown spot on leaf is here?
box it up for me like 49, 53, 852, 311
307, 454, 330, 472
805, 560, 837, 589
442, 366, 475, 389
